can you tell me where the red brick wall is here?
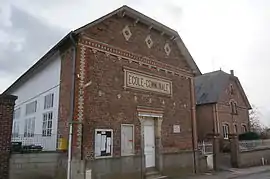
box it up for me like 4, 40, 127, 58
58, 48, 74, 140
82, 15, 191, 72
0, 95, 17, 179
196, 104, 214, 141
217, 76, 250, 135
76, 14, 195, 159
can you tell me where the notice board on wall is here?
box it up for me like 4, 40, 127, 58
95, 129, 113, 157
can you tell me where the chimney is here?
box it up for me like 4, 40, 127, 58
230, 70, 234, 76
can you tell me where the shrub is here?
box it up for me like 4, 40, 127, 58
238, 132, 260, 141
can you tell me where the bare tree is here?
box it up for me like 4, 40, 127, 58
249, 105, 265, 133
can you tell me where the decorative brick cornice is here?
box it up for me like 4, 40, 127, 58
78, 36, 193, 78
0, 95, 17, 105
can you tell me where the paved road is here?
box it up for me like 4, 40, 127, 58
185, 167, 270, 179
235, 171, 270, 179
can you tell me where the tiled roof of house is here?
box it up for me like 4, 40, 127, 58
195, 70, 232, 105
195, 70, 251, 109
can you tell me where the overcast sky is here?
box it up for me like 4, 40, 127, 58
1, 0, 270, 125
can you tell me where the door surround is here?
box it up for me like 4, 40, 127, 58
138, 106, 163, 172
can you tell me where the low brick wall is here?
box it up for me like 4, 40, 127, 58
9, 152, 66, 179
239, 148, 270, 168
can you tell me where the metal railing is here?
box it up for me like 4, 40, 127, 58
11, 134, 57, 151
198, 141, 213, 155
239, 139, 270, 152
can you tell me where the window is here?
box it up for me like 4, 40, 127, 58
25, 101, 37, 115
234, 124, 238, 134
121, 124, 134, 156
242, 125, 247, 133
95, 129, 113, 158
230, 101, 238, 114
24, 117, 35, 137
12, 121, 20, 137
44, 93, 54, 109
13, 108, 21, 119
229, 84, 234, 95
222, 124, 229, 139
42, 112, 53, 136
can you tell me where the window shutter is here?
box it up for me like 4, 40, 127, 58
121, 125, 134, 156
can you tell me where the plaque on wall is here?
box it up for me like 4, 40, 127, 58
124, 68, 172, 95
173, 125, 181, 133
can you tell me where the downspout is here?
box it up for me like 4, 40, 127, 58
190, 77, 197, 173
67, 31, 77, 179
213, 104, 218, 133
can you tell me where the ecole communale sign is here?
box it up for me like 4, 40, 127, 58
124, 69, 172, 95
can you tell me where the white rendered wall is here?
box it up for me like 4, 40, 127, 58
11, 53, 61, 151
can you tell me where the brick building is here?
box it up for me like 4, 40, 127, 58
60, 6, 202, 179
3, 5, 204, 179
0, 95, 17, 179
195, 70, 252, 142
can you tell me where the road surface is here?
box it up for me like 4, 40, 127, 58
235, 170, 270, 179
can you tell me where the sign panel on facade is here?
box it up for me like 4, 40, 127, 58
95, 129, 113, 158
124, 69, 172, 95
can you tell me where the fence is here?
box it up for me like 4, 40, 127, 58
11, 134, 57, 151
198, 141, 213, 155
239, 139, 270, 152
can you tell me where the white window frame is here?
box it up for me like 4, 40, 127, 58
44, 93, 54, 109
13, 108, 21, 119
12, 121, 20, 137
42, 111, 53, 137
24, 117, 35, 137
121, 124, 135, 156
241, 124, 247, 133
94, 129, 113, 158
25, 101, 37, 115
222, 124, 229, 139
230, 100, 238, 115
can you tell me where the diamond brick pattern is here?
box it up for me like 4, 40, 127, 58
145, 35, 153, 48
122, 25, 132, 41
79, 37, 193, 78
164, 43, 171, 56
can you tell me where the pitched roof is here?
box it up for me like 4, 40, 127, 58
195, 70, 251, 109
3, 5, 201, 94
3, 33, 72, 94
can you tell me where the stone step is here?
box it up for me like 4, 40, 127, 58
146, 175, 168, 179
145, 170, 168, 179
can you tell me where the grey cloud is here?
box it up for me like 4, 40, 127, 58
0, 6, 67, 83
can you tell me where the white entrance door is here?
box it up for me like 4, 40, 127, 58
143, 118, 155, 168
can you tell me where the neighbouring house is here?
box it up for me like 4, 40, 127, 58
195, 70, 252, 142
3, 5, 204, 179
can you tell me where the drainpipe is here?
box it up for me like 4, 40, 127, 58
190, 77, 197, 173
67, 31, 77, 179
